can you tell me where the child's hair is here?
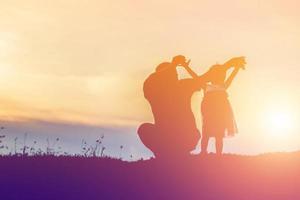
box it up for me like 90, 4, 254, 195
207, 65, 227, 84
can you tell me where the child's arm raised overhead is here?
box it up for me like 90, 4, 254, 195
224, 67, 240, 89
224, 57, 246, 89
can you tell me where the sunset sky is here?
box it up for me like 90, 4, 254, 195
0, 0, 299, 158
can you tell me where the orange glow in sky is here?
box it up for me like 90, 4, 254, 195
0, 0, 299, 153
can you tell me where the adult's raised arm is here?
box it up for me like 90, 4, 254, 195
181, 60, 199, 79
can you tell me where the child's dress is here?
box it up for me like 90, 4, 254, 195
201, 83, 238, 138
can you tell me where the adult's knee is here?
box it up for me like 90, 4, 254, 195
137, 123, 157, 150
137, 123, 169, 158
137, 123, 155, 140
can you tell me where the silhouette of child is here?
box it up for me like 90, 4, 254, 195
183, 57, 246, 155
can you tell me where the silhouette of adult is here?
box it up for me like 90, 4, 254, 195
138, 55, 205, 158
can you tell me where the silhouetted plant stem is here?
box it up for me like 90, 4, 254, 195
22, 133, 28, 156
101, 147, 106, 157
14, 137, 18, 155
119, 145, 124, 159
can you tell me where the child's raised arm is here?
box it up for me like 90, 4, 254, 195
223, 56, 246, 70
224, 67, 240, 89
224, 57, 246, 89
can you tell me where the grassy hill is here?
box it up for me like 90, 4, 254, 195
0, 152, 299, 200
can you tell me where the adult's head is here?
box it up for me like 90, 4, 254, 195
155, 62, 178, 84
154, 55, 188, 82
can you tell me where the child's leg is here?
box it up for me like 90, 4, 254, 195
215, 136, 224, 155
201, 135, 209, 154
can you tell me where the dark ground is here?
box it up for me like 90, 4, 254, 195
0, 152, 299, 200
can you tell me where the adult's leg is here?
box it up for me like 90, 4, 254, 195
215, 136, 224, 155
137, 123, 167, 158
137, 123, 157, 152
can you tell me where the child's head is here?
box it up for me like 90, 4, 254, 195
208, 65, 227, 84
